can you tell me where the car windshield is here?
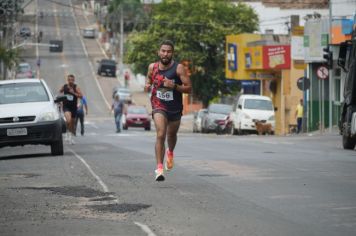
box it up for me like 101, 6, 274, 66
18, 64, 31, 73
208, 104, 232, 114
244, 99, 273, 110
128, 107, 147, 114
0, 82, 49, 104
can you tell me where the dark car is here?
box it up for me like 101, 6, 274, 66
0, 79, 66, 156
19, 27, 31, 37
123, 106, 151, 131
97, 59, 117, 77
49, 40, 63, 52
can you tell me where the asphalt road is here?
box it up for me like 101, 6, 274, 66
1, 1, 356, 236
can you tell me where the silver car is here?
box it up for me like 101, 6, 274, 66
193, 109, 207, 133
201, 103, 232, 133
82, 28, 95, 38
113, 87, 132, 104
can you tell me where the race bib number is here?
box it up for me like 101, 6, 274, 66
156, 90, 173, 101
67, 95, 74, 101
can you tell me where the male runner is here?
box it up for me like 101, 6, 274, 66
145, 40, 192, 181
59, 74, 83, 144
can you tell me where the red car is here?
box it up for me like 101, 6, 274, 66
123, 106, 151, 131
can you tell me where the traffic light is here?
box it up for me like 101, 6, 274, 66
323, 46, 333, 68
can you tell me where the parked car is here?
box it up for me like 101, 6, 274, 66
15, 63, 35, 79
193, 108, 207, 133
113, 87, 132, 104
19, 26, 31, 37
49, 40, 63, 52
229, 94, 275, 135
0, 79, 66, 156
82, 28, 95, 38
123, 105, 151, 131
97, 59, 116, 77
201, 103, 232, 133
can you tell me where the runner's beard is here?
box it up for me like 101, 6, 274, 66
160, 57, 172, 66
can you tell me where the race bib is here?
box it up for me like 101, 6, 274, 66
156, 90, 173, 101
67, 95, 74, 101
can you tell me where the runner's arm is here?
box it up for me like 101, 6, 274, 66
144, 63, 154, 92
175, 63, 192, 94
73, 86, 83, 98
59, 85, 64, 94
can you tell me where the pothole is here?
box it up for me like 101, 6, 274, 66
109, 174, 139, 180
0, 173, 41, 180
198, 174, 228, 177
88, 203, 151, 214
89, 196, 117, 202
15, 186, 113, 198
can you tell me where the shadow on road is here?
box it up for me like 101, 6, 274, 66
0, 153, 52, 161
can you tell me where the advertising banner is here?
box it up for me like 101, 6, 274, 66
262, 45, 291, 69
227, 43, 238, 71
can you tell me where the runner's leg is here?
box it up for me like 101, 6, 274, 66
153, 112, 168, 166
64, 111, 72, 132
167, 120, 181, 152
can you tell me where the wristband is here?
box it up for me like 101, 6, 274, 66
173, 84, 177, 90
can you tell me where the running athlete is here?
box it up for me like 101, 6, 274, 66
145, 40, 192, 181
59, 74, 83, 144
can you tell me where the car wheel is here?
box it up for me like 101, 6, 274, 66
51, 136, 63, 156
123, 125, 128, 130
145, 126, 151, 131
343, 124, 356, 150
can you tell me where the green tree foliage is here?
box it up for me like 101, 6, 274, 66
108, 0, 148, 33
0, 45, 18, 71
125, 0, 258, 106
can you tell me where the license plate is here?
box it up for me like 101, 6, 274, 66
7, 128, 28, 136
135, 121, 142, 124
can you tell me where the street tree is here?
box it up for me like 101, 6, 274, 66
125, 0, 258, 106
0, 45, 18, 79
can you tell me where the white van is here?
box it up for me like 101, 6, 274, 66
229, 94, 275, 135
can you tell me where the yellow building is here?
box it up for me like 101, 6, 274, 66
226, 33, 304, 135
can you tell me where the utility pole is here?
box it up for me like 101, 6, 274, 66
328, 0, 333, 133
119, 5, 124, 76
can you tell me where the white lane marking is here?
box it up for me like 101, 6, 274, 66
134, 222, 157, 236
69, 0, 111, 109
85, 121, 99, 129
68, 148, 109, 193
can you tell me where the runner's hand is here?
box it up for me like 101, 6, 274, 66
163, 77, 174, 89
144, 83, 151, 92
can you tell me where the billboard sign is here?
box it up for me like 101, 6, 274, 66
262, 45, 291, 69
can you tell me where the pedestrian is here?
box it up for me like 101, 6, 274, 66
144, 40, 192, 181
295, 98, 304, 133
111, 94, 125, 133
124, 70, 130, 88
59, 74, 83, 144
75, 96, 88, 136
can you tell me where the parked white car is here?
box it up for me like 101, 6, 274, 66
0, 79, 66, 155
230, 94, 275, 135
